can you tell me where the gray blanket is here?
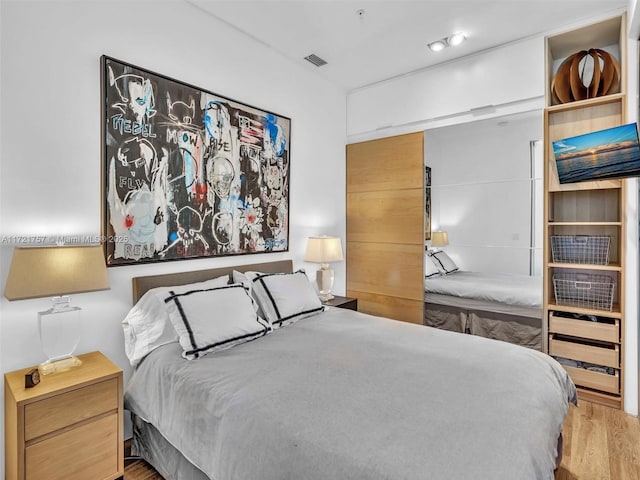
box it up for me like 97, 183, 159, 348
125, 308, 576, 480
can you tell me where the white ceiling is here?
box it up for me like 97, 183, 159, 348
188, 0, 627, 92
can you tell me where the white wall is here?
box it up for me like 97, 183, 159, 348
426, 111, 543, 275
348, 10, 638, 415
347, 36, 545, 143
0, 0, 346, 468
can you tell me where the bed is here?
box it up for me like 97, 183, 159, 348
424, 251, 543, 350
123, 260, 575, 480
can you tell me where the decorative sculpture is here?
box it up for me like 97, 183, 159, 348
551, 49, 620, 104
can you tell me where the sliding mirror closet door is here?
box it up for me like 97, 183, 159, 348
425, 111, 544, 277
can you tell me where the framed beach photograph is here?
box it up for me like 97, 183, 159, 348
101, 56, 291, 266
553, 123, 640, 184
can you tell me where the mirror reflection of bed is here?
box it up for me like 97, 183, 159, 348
423, 111, 544, 350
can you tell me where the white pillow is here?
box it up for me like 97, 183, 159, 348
429, 251, 459, 275
231, 270, 251, 287
165, 283, 271, 360
246, 270, 325, 328
231, 270, 265, 318
122, 274, 230, 366
424, 252, 442, 278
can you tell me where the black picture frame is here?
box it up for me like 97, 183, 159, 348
101, 56, 291, 266
425, 166, 431, 241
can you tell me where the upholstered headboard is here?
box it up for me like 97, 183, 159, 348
131, 259, 293, 303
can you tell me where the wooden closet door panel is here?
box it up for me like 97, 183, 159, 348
346, 242, 423, 300
346, 290, 423, 324
346, 131, 424, 322
346, 132, 424, 193
347, 188, 424, 244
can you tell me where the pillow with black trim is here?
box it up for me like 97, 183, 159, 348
424, 252, 442, 278
164, 283, 271, 360
429, 251, 459, 275
246, 270, 325, 328
122, 274, 230, 366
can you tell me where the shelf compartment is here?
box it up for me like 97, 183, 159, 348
546, 16, 625, 107
549, 312, 619, 343
563, 364, 619, 394
549, 335, 619, 368
553, 272, 615, 311
551, 235, 610, 265
548, 267, 620, 311
546, 98, 625, 192
549, 189, 621, 222
547, 225, 620, 264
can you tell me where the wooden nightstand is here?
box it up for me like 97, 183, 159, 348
323, 295, 358, 311
4, 351, 124, 480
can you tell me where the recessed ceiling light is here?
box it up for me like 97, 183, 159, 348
428, 40, 447, 52
449, 32, 466, 46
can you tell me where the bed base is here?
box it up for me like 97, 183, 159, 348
424, 294, 542, 350
132, 414, 209, 480
128, 259, 295, 480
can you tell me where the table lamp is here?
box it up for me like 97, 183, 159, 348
304, 236, 344, 301
4, 245, 110, 374
430, 231, 449, 251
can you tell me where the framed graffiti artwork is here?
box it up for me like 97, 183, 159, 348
101, 56, 290, 266
425, 166, 431, 241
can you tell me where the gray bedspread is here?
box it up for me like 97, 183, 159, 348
125, 308, 576, 480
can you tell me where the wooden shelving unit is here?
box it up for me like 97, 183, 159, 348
543, 14, 627, 409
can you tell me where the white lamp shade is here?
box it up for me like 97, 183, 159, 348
4, 245, 110, 300
4, 245, 110, 373
304, 236, 344, 264
430, 231, 449, 247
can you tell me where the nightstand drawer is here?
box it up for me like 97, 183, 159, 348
25, 377, 118, 441
26, 413, 119, 480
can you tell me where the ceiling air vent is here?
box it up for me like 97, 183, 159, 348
304, 54, 327, 67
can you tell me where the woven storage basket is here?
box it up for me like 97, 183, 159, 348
553, 272, 614, 311
551, 235, 610, 265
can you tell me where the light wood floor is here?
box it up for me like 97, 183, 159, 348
124, 400, 640, 480
125, 459, 163, 480
555, 400, 640, 479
